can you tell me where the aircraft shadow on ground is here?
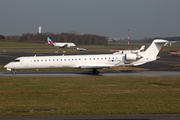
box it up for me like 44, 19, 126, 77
4, 71, 139, 76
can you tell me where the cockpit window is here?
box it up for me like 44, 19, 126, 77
13, 59, 20, 62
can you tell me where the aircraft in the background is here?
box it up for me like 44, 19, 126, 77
164, 41, 177, 46
113, 45, 145, 54
47, 37, 76, 48
4, 39, 168, 75
77, 47, 86, 51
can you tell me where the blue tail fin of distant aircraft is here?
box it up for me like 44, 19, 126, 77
47, 37, 55, 46
47, 37, 51, 40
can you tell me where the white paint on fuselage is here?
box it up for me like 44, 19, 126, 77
6, 54, 125, 70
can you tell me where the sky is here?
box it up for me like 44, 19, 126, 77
0, 0, 180, 39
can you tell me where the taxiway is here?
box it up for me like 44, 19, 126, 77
1, 71, 180, 77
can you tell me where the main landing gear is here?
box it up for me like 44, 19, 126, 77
92, 69, 99, 75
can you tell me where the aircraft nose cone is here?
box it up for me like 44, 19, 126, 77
4, 63, 13, 71
4, 63, 11, 68
4, 64, 8, 68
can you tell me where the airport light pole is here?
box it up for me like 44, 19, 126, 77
128, 29, 130, 50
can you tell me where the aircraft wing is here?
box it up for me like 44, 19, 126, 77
133, 62, 147, 66
60, 44, 68, 48
79, 65, 112, 69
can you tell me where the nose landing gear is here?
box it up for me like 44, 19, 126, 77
13, 69, 16, 75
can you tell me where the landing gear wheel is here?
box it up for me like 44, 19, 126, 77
93, 69, 99, 75
13, 69, 16, 75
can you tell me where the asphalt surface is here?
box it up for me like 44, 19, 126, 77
0, 114, 180, 120
1, 71, 180, 77
138, 52, 180, 71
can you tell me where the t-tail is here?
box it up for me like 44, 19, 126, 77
131, 39, 168, 66
47, 37, 55, 46
143, 39, 168, 57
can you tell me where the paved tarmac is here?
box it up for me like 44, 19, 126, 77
0, 114, 180, 120
1, 71, 180, 77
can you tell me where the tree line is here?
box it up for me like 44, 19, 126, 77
1, 33, 180, 44
2, 33, 107, 45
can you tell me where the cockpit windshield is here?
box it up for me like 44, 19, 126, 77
12, 59, 20, 62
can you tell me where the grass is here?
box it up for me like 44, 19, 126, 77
0, 41, 48, 48
0, 77, 180, 116
0, 41, 180, 54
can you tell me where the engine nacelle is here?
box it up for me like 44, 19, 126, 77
125, 53, 142, 61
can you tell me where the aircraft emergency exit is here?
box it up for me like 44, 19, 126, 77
5, 39, 168, 75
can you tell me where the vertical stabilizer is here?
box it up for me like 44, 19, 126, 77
139, 45, 145, 51
47, 37, 55, 46
143, 39, 168, 56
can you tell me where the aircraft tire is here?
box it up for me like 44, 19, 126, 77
93, 69, 99, 75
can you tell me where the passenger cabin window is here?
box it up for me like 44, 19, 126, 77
13, 59, 20, 62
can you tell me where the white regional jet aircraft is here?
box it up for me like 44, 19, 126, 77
47, 37, 76, 48
112, 45, 145, 54
4, 39, 168, 75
